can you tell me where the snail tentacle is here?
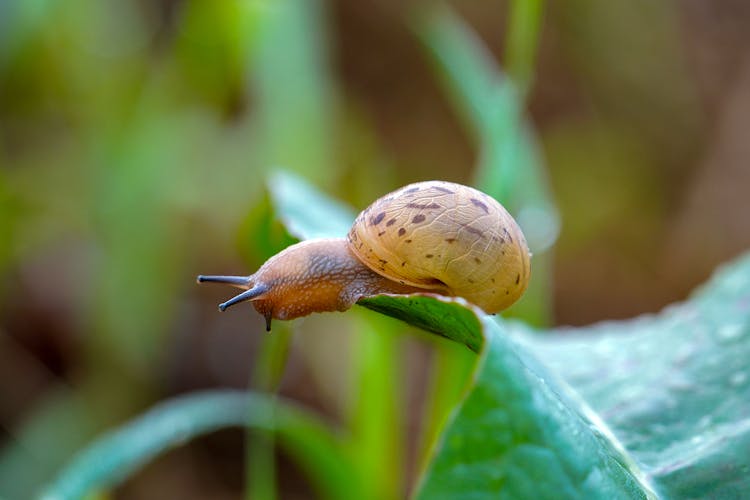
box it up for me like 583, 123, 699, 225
197, 275, 251, 287
218, 284, 269, 311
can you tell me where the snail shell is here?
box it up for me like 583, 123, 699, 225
347, 181, 530, 313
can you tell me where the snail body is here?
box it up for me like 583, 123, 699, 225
199, 181, 530, 330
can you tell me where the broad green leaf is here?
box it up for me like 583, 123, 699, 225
416, 315, 653, 499
351, 300, 651, 497
41, 390, 362, 500
268, 171, 750, 498
362, 257, 750, 497
360, 257, 750, 498
512, 253, 750, 498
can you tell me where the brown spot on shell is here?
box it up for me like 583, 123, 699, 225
468, 278, 475, 283
401, 261, 407, 267
470, 198, 489, 214
515, 273, 520, 285
445, 238, 456, 244
398, 228, 406, 236
425, 254, 434, 258
379, 259, 388, 264
474, 257, 482, 264
377, 231, 386, 237
371, 212, 386, 225
432, 186, 454, 194
412, 214, 426, 223
406, 202, 441, 209
386, 218, 397, 226
462, 224, 484, 237
405, 239, 412, 243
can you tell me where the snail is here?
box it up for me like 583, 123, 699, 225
198, 181, 530, 331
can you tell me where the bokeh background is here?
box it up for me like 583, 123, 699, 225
2, 0, 749, 498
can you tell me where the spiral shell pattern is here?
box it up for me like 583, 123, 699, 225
347, 181, 530, 313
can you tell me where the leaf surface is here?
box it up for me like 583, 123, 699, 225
272, 171, 750, 498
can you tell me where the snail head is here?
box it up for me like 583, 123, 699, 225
196, 274, 270, 320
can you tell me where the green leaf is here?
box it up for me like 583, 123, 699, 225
416, 316, 653, 499
513, 253, 750, 498
358, 294, 484, 353
346, 313, 405, 500
357, 255, 750, 498
505, 0, 545, 94
267, 171, 750, 498
267, 170, 355, 240
250, 0, 336, 181
41, 390, 362, 500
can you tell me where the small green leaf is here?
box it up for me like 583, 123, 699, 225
358, 294, 484, 353
267, 170, 355, 240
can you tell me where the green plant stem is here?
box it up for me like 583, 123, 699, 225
246, 323, 294, 500
347, 313, 402, 500
505, 0, 545, 97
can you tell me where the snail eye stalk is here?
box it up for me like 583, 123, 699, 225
197, 275, 251, 286
218, 284, 270, 312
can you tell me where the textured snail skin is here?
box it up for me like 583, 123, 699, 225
198, 181, 530, 328
220, 239, 423, 329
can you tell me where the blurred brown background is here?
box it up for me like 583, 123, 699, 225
2, 0, 750, 498
336, 0, 750, 324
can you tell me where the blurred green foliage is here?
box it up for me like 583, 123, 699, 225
2, 0, 740, 498
40, 171, 750, 500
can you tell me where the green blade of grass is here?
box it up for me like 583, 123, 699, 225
249, 0, 336, 184
243, 0, 338, 494
40, 390, 362, 500
505, 0, 545, 95
247, 323, 294, 500
346, 312, 404, 500
415, 6, 557, 327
